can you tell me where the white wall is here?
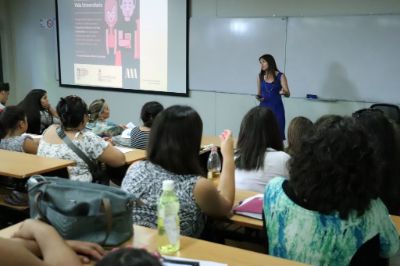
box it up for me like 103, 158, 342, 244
2, 0, 395, 137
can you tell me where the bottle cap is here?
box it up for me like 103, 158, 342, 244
162, 180, 174, 191
211, 146, 218, 152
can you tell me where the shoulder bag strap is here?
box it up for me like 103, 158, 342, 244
56, 127, 97, 172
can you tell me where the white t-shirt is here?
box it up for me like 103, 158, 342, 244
235, 148, 290, 193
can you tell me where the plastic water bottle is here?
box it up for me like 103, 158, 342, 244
157, 180, 180, 254
207, 146, 221, 179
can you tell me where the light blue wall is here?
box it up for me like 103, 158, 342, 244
2, 0, 397, 136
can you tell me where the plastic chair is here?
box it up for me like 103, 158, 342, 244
370, 103, 400, 124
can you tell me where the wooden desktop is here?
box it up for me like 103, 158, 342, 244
0, 223, 307, 266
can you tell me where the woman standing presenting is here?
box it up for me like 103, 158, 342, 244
257, 54, 290, 139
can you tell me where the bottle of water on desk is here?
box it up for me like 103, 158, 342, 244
207, 146, 221, 179
157, 180, 180, 254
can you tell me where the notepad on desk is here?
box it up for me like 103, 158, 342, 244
233, 194, 263, 220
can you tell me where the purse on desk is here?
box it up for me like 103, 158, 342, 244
56, 127, 109, 185
27, 175, 137, 246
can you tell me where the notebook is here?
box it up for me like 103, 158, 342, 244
233, 194, 263, 220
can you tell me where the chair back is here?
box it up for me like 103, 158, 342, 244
371, 103, 400, 123
350, 234, 388, 266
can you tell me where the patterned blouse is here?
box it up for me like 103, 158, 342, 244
121, 161, 204, 237
129, 127, 149, 150
86, 120, 124, 137
264, 177, 399, 265
40, 110, 60, 134
0, 135, 32, 152
37, 129, 108, 182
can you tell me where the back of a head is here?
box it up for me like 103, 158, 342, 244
289, 115, 378, 219
286, 116, 314, 156
353, 108, 396, 160
0, 82, 10, 92
96, 248, 161, 266
0, 106, 26, 139
236, 106, 283, 170
140, 101, 164, 128
88, 98, 106, 122
148, 105, 203, 176
57, 95, 88, 129
353, 108, 400, 214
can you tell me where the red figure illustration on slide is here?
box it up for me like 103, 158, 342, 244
104, 0, 118, 55
116, 0, 140, 88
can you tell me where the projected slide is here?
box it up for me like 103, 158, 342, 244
57, 0, 187, 95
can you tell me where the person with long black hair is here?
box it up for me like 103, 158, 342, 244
17, 89, 59, 134
235, 106, 290, 193
257, 54, 290, 139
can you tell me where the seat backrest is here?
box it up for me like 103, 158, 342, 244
371, 103, 400, 123
350, 234, 388, 266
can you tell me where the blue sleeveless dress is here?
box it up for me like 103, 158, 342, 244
259, 72, 285, 139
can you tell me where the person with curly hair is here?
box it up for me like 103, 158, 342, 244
263, 115, 399, 265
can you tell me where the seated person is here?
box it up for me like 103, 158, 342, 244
0, 219, 105, 266
353, 108, 400, 215
38, 96, 125, 182
96, 248, 161, 266
130, 101, 164, 149
0, 82, 10, 112
264, 115, 399, 265
0, 106, 38, 154
285, 116, 313, 156
86, 98, 124, 137
17, 89, 60, 134
122, 105, 235, 237
235, 106, 290, 193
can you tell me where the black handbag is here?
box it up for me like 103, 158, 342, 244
56, 127, 109, 185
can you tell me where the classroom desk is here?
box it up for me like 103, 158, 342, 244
0, 223, 307, 266
230, 190, 400, 234
230, 190, 263, 230
390, 215, 400, 235
0, 150, 75, 179
121, 135, 222, 165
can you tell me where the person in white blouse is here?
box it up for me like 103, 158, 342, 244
235, 106, 290, 193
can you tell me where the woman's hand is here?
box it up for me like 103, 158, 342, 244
66, 240, 105, 263
219, 130, 234, 159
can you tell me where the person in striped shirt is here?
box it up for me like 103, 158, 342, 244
130, 101, 163, 149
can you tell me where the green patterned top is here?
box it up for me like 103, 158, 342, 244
264, 177, 399, 265
86, 120, 123, 137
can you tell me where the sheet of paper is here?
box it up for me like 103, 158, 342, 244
163, 256, 227, 266
115, 146, 134, 153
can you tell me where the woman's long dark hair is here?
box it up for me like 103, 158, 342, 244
17, 89, 47, 134
0, 106, 26, 139
289, 115, 378, 219
235, 106, 283, 170
353, 108, 400, 215
259, 54, 279, 82
147, 105, 204, 176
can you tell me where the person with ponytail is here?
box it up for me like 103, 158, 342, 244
37, 95, 125, 182
0, 106, 38, 154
